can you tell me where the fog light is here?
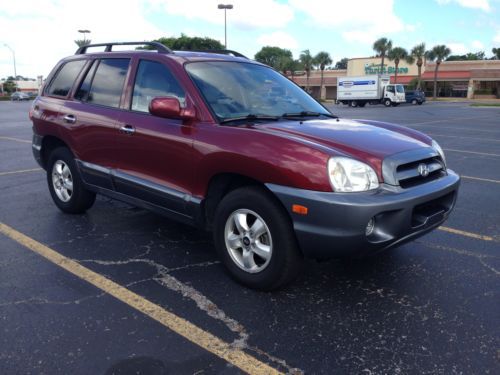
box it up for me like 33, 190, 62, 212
365, 218, 375, 236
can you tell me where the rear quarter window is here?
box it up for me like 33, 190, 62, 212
46, 60, 86, 97
85, 59, 130, 108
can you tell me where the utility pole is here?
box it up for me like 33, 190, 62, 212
3, 44, 17, 90
78, 29, 91, 45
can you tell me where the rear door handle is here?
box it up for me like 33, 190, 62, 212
120, 124, 135, 135
63, 114, 76, 124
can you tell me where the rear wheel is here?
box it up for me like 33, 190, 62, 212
350, 101, 358, 108
358, 102, 366, 108
213, 186, 302, 290
47, 147, 96, 214
384, 99, 392, 107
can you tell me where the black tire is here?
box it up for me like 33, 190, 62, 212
417, 101, 423, 105
350, 101, 358, 107
358, 102, 366, 107
47, 147, 96, 214
411, 99, 418, 105
213, 186, 302, 290
384, 99, 392, 107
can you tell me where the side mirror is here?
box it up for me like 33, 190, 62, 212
149, 97, 195, 120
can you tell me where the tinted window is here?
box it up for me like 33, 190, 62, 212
87, 59, 130, 108
132, 60, 185, 112
47, 60, 86, 97
386, 86, 395, 93
75, 61, 97, 101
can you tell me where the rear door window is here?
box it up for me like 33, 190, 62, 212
46, 60, 86, 97
85, 59, 130, 108
131, 60, 185, 112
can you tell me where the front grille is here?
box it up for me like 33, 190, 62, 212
396, 157, 445, 188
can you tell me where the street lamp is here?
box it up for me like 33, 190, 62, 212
217, 4, 233, 49
78, 29, 91, 44
3, 43, 17, 80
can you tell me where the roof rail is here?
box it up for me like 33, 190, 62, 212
187, 49, 248, 59
75, 41, 172, 55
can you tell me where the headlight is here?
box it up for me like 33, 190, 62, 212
328, 157, 379, 192
432, 140, 446, 167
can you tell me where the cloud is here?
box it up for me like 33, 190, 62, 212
289, 0, 408, 44
435, 0, 490, 11
0, 0, 166, 79
257, 31, 298, 50
447, 43, 468, 54
158, 0, 294, 29
471, 40, 485, 49
494, 31, 500, 43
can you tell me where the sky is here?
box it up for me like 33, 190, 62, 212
1, 0, 499, 79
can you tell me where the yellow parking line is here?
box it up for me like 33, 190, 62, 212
0, 168, 42, 176
0, 222, 282, 375
461, 175, 500, 184
0, 136, 31, 144
438, 226, 494, 241
443, 148, 500, 157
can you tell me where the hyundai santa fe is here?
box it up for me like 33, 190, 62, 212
30, 42, 460, 290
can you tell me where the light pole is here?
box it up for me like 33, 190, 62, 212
217, 4, 233, 49
78, 29, 91, 44
3, 43, 17, 81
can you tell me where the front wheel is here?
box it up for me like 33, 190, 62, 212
213, 186, 302, 290
350, 101, 358, 108
384, 99, 392, 107
411, 99, 418, 105
47, 147, 96, 214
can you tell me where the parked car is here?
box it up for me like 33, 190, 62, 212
405, 89, 426, 105
11, 92, 30, 101
30, 42, 460, 290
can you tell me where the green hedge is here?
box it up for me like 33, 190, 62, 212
0, 96, 11, 101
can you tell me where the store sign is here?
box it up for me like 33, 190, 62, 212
364, 63, 408, 75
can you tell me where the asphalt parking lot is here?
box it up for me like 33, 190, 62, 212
0, 100, 499, 374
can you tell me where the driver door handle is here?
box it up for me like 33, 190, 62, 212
120, 124, 135, 135
63, 114, 76, 124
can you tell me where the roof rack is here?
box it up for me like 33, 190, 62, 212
186, 49, 248, 59
75, 41, 172, 55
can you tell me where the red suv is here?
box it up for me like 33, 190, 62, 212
30, 42, 460, 290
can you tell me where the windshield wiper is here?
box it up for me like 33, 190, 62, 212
281, 111, 337, 119
219, 114, 280, 124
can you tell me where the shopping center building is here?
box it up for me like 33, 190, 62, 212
291, 57, 500, 100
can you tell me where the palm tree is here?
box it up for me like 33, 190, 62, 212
387, 47, 411, 83
314, 51, 333, 99
299, 49, 314, 92
74, 39, 91, 47
426, 45, 451, 99
373, 37, 392, 74
492, 47, 500, 59
410, 43, 426, 89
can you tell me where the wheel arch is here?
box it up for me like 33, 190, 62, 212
40, 135, 71, 169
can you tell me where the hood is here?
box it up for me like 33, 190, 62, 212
255, 118, 432, 176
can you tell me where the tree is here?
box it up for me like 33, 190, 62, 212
410, 43, 426, 89
493, 48, 500, 59
335, 57, 348, 70
74, 39, 91, 47
153, 34, 224, 51
283, 59, 302, 79
254, 46, 293, 73
373, 37, 392, 74
387, 47, 410, 83
314, 51, 332, 99
446, 51, 485, 61
2, 78, 17, 93
299, 49, 314, 92
426, 45, 451, 99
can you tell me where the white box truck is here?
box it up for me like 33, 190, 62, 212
337, 75, 406, 107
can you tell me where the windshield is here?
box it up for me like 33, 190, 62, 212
396, 85, 405, 93
185, 61, 330, 122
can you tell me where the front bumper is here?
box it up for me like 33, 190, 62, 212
267, 170, 460, 259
